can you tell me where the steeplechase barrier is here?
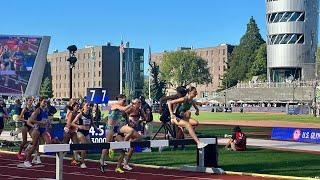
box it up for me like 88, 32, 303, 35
38, 137, 223, 180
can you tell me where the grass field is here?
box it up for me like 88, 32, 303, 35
152, 124, 271, 139
151, 112, 320, 124
55, 109, 320, 124
88, 145, 320, 178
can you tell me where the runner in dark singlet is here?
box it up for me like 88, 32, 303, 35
168, 87, 207, 149
17, 97, 34, 160
24, 97, 51, 167
71, 102, 100, 168
0, 98, 8, 136
63, 100, 80, 166
123, 98, 145, 170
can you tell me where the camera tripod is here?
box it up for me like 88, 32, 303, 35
152, 121, 176, 140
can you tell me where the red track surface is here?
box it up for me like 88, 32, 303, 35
0, 152, 278, 180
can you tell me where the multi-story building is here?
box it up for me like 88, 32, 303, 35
151, 44, 234, 98
266, 0, 318, 82
47, 44, 144, 100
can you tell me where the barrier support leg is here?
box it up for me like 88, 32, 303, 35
56, 152, 65, 180
38, 152, 66, 180
182, 144, 224, 174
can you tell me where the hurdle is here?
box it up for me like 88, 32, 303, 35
38, 137, 222, 180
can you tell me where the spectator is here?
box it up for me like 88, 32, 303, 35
93, 104, 101, 125
225, 126, 247, 151
139, 96, 153, 140
0, 98, 9, 136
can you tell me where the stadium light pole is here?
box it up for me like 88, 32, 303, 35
67, 45, 78, 99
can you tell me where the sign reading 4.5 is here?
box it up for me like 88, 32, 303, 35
86, 88, 109, 104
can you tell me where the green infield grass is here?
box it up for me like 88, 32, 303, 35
87, 145, 320, 178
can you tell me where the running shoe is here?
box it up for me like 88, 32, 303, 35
70, 160, 79, 166
115, 167, 124, 173
123, 164, 133, 171
17, 153, 25, 160
32, 156, 41, 164
108, 149, 115, 159
99, 165, 106, 173
23, 161, 32, 168
80, 163, 87, 168
197, 142, 208, 149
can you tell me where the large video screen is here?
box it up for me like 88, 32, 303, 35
0, 35, 42, 95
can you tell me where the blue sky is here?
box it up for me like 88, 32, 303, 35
1, 0, 313, 72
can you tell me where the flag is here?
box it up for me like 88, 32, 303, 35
148, 45, 151, 64
119, 41, 125, 54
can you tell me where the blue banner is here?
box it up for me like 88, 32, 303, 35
271, 127, 320, 144
86, 88, 109, 104
50, 123, 106, 143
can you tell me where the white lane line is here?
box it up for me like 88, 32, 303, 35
0, 173, 36, 180
0, 156, 217, 180
0, 165, 135, 180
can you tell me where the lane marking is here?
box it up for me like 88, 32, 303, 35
0, 157, 217, 180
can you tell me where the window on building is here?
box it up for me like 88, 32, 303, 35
98, 81, 101, 86
268, 33, 304, 45
88, 72, 90, 77
268, 11, 305, 23
83, 73, 85, 78
99, 51, 101, 57
99, 61, 101, 67
223, 49, 225, 55
83, 54, 86, 59
78, 82, 80, 88
99, 71, 101, 77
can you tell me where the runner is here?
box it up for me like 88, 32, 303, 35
99, 94, 138, 173
167, 87, 207, 149
71, 102, 100, 168
24, 97, 51, 167
159, 86, 188, 140
0, 98, 8, 136
123, 98, 145, 170
17, 97, 34, 160
63, 100, 80, 166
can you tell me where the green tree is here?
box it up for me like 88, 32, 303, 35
40, 62, 53, 98
40, 77, 53, 98
247, 43, 267, 81
123, 82, 133, 101
223, 16, 265, 88
160, 51, 212, 87
142, 78, 149, 98
150, 62, 167, 101
317, 47, 320, 76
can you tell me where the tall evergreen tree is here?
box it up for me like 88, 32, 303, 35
150, 62, 167, 101
248, 43, 267, 80
40, 77, 53, 98
39, 62, 53, 98
223, 17, 265, 88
